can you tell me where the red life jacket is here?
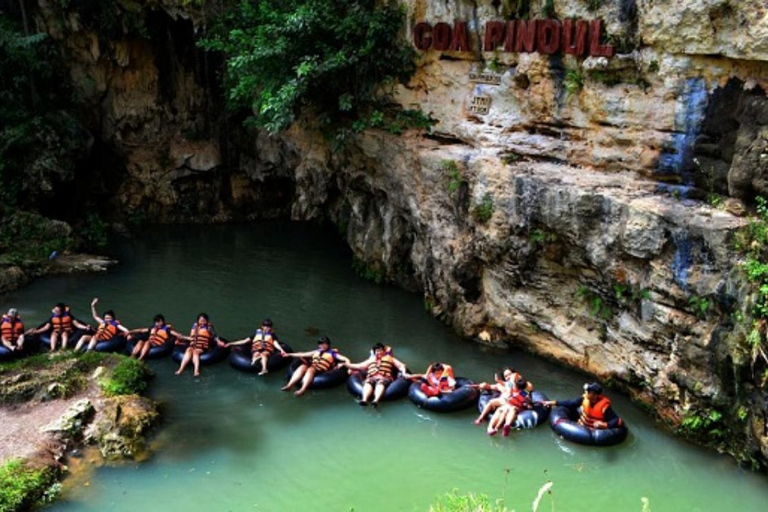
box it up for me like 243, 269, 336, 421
507, 389, 531, 408
580, 394, 612, 428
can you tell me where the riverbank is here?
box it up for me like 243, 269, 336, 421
0, 254, 117, 296
0, 353, 158, 511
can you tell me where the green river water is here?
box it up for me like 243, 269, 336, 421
5, 222, 768, 511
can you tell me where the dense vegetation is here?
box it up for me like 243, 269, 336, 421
0, 459, 59, 512
200, 0, 417, 135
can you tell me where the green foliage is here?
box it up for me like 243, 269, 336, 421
100, 358, 150, 397
351, 108, 436, 135
0, 459, 59, 512
680, 408, 725, 441
586, 0, 606, 11
352, 256, 384, 284
614, 284, 651, 306
707, 193, 724, 208
0, 17, 86, 211
564, 68, 584, 98
648, 60, 660, 73
577, 286, 613, 320
443, 160, 465, 195
540, 0, 556, 18
529, 229, 556, 245
200, 0, 416, 134
737, 405, 749, 422
81, 213, 110, 251
688, 295, 711, 319
501, 152, 522, 165
501, 0, 532, 19
429, 490, 510, 512
0, 212, 75, 265
472, 193, 494, 224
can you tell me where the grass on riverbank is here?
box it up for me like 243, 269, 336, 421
0, 459, 60, 512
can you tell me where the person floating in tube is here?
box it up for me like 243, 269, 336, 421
343, 342, 409, 408
175, 313, 227, 377
126, 314, 185, 361
29, 302, 90, 351
487, 378, 533, 437
408, 362, 456, 397
281, 336, 351, 396
473, 367, 534, 425
226, 318, 287, 375
543, 382, 624, 430
75, 298, 131, 351
1, 308, 30, 353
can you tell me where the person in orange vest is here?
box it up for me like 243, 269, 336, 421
226, 318, 287, 375
487, 378, 533, 436
29, 302, 90, 351
126, 314, 185, 360
75, 298, 131, 351
473, 367, 534, 425
410, 362, 456, 397
1, 308, 29, 352
281, 336, 351, 396
343, 342, 408, 407
175, 313, 227, 377
544, 382, 624, 430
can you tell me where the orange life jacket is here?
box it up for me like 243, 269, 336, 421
96, 320, 120, 341
367, 355, 395, 380
50, 308, 73, 333
149, 325, 172, 347
251, 329, 275, 353
311, 349, 337, 372
1, 315, 24, 342
580, 394, 612, 428
190, 323, 214, 350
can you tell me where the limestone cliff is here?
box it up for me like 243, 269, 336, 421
21, 0, 768, 467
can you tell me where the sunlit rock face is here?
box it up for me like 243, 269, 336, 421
31, 0, 768, 465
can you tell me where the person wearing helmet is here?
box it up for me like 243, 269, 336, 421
281, 336, 351, 396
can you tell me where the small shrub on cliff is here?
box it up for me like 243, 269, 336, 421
564, 68, 584, 98
472, 193, 495, 224
200, 0, 416, 134
443, 160, 465, 195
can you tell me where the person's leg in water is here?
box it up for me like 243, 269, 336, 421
258, 352, 270, 375
139, 341, 152, 361
192, 349, 202, 377
372, 381, 388, 407
282, 364, 308, 391
294, 366, 317, 396
61, 330, 71, 350
475, 396, 504, 425
502, 407, 520, 437
50, 331, 60, 352
175, 347, 193, 375
359, 381, 374, 405
131, 340, 144, 358
488, 407, 506, 436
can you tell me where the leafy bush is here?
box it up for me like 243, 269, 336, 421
0, 460, 59, 512
442, 160, 464, 195
81, 213, 110, 251
564, 68, 584, 98
100, 357, 150, 397
200, 0, 416, 134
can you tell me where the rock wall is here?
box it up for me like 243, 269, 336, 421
24, 0, 768, 466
